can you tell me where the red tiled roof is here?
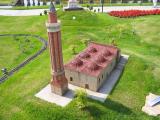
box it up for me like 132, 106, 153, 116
64, 42, 120, 77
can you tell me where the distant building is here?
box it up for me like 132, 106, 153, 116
63, 0, 83, 11
61, 0, 150, 4
64, 42, 120, 91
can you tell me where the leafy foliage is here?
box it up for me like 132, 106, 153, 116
74, 89, 87, 109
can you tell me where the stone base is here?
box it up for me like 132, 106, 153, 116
50, 76, 68, 96
35, 54, 129, 107
63, 7, 84, 11
50, 83, 68, 96
36, 84, 73, 107
142, 93, 160, 116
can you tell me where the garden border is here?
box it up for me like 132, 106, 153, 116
0, 34, 48, 83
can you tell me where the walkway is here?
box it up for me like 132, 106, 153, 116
0, 9, 47, 16
0, 6, 160, 16
93, 6, 160, 12
0, 6, 12, 9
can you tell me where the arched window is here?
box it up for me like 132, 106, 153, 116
85, 84, 89, 89
70, 77, 73, 81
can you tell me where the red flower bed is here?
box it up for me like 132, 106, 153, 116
108, 9, 160, 18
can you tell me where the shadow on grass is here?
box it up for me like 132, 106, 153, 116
84, 98, 132, 119
104, 98, 132, 115
110, 56, 129, 95
85, 105, 104, 119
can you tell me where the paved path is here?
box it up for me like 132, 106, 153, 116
0, 6, 12, 9
0, 9, 47, 16
93, 6, 160, 13
0, 6, 160, 16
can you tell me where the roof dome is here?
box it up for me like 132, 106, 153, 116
87, 62, 99, 71
71, 58, 83, 67
79, 52, 90, 59
95, 55, 106, 63
87, 47, 97, 53
102, 50, 111, 57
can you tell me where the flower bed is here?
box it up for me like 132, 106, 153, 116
108, 9, 160, 18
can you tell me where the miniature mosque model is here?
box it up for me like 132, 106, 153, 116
63, 0, 83, 11
46, 2, 120, 95
64, 43, 120, 91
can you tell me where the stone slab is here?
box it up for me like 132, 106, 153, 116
35, 84, 74, 107
142, 93, 160, 116
35, 54, 129, 107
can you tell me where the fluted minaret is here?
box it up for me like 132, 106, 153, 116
46, 2, 68, 96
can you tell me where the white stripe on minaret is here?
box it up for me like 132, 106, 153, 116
46, 22, 61, 32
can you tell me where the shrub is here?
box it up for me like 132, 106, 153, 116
18, 37, 33, 53
111, 40, 117, 46
98, 8, 100, 12
81, 39, 91, 46
13, 36, 19, 41
86, 4, 89, 8
44, 10, 47, 15
89, 6, 93, 11
40, 13, 42, 16
74, 89, 87, 109
69, 45, 77, 55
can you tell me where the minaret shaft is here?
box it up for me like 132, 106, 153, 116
46, 9, 68, 96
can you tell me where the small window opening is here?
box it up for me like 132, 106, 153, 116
85, 84, 89, 89
70, 77, 73, 81
99, 78, 100, 83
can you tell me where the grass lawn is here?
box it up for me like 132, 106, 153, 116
0, 10, 160, 120
0, 36, 42, 76
0, 0, 12, 4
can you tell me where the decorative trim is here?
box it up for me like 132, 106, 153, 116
52, 70, 65, 76
46, 22, 61, 32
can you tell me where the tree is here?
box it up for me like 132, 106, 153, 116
70, 44, 78, 55
81, 39, 91, 46
43, 0, 47, 5
18, 37, 32, 53
101, 0, 104, 13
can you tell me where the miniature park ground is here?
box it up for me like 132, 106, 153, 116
0, 10, 160, 120
0, 0, 12, 4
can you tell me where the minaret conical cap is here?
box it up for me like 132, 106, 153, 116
49, 2, 56, 12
